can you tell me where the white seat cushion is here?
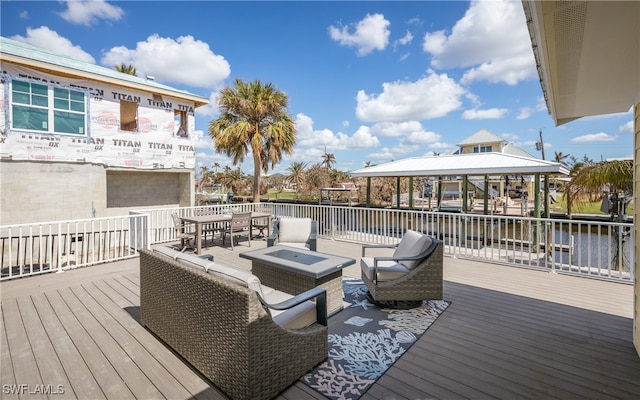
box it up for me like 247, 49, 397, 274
360, 257, 410, 281
262, 288, 317, 329
393, 230, 432, 269
153, 245, 182, 259
278, 242, 310, 250
205, 263, 263, 294
278, 218, 311, 243
206, 264, 317, 329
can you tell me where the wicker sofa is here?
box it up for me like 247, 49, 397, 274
139, 246, 328, 400
360, 230, 443, 304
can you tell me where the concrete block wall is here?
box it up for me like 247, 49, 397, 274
0, 160, 192, 225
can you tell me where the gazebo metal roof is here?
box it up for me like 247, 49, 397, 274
350, 152, 569, 177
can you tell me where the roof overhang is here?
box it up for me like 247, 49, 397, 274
350, 153, 570, 178
522, 1, 640, 126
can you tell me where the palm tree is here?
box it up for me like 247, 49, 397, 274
222, 167, 246, 195
554, 151, 571, 165
114, 63, 137, 76
198, 166, 209, 192
321, 150, 336, 170
569, 159, 633, 270
209, 79, 296, 203
286, 161, 308, 194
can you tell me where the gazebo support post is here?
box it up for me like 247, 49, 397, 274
544, 173, 550, 218
462, 175, 468, 213
366, 177, 371, 208
533, 173, 541, 250
437, 177, 443, 210
409, 176, 414, 209
483, 175, 489, 215
396, 177, 401, 209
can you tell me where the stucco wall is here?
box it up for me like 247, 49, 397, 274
0, 160, 192, 225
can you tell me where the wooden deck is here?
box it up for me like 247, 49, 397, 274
2, 237, 639, 399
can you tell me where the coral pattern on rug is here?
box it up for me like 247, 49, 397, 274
301, 278, 449, 400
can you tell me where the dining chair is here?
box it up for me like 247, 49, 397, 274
222, 211, 251, 250
171, 213, 196, 252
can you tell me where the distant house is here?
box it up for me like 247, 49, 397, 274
440, 129, 538, 201
0, 37, 208, 225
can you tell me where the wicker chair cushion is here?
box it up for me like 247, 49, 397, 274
278, 218, 312, 243
278, 242, 310, 250
393, 230, 432, 269
205, 263, 263, 293
261, 287, 318, 329
153, 246, 182, 259
154, 246, 213, 271
206, 264, 318, 330
175, 254, 215, 271
360, 257, 410, 281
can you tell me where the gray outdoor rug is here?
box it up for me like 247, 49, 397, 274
301, 278, 450, 400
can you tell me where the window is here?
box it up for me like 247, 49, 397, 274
53, 87, 85, 134
120, 100, 138, 131
174, 109, 188, 137
11, 79, 86, 135
473, 145, 492, 153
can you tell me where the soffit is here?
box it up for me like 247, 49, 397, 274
524, 1, 640, 125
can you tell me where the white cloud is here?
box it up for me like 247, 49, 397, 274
462, 108, 508, 120
620, 120, 634, 134
329, 13, 390, 56
570, 132, 616, 143
10, 27, 95, 63
370, 121, 427, 137
517, 107, 533, 120
100, 34, 230, 88
195, 92, 221, 119
355, 71, 466, 123
294, 114, 380, 151
423, 0, 536, 85
501, 133, 519, 141
58, 0, 124, 26
394, 31, 414, 47
404, 130, 441, 144
193, 129, 216, 153
367, 147, 395, 161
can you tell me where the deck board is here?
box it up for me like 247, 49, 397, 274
0, 304, 19, 400
2, 298, 44, 400
30, 292, 106, 399
45, 289, 136, 399
1, 238, 639, 400
15, 295, 75, 399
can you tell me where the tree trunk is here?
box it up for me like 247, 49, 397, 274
252, 152, 261, 203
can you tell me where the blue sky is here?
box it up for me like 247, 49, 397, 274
1, 0, 634, 175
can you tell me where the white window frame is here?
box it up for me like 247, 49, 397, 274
10, 78, 87, 136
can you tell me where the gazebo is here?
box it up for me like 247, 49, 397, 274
350, 152, 569, 217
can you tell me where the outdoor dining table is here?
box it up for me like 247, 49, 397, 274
180, 211, 273, 254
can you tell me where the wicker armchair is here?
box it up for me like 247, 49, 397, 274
267, 218, 317, 251
139, 248, 328, 400
361, 230, 443, 306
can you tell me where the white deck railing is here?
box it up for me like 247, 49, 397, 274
1, 203, 634, 283
0, 214, 146, 280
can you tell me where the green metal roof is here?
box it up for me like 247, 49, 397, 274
0, 36, 208, 107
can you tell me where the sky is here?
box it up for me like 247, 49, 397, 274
1, 0, 634, 176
